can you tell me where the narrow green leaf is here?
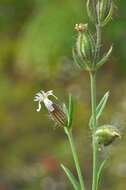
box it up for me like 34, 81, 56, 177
96, 158, 108, 189
96, 46, 113, 69
89, 91, 109, 128
68, 94, 74, 128
96, 91, 109, 120
63, 103, 69, 118
61, 164, 80, 190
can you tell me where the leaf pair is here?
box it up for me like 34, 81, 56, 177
89, 91, 109, 128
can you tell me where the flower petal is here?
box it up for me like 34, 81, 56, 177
36, 101, 42, 112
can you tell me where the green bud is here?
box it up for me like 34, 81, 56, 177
87, 0, 114, 26
95, 125, 121, 146
87, 0, 98, 24
99, 0, 114, 27
73, 23, 96, 71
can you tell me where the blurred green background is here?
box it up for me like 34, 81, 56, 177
0, 0, 126, 189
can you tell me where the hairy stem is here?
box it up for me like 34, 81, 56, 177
65, 128, 85, 190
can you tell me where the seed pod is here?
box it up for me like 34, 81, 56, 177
73, 23, 96, 71
95, 125, 121, 146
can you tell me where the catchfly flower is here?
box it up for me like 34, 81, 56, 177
34, 90, 58, 112
34, 90, 67, 126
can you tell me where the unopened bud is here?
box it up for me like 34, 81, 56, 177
99, 0, 113, 26
87, 0, 114, 26
73, 23, 96, 71
87, 0, 98, 24
95, 125, 121, 146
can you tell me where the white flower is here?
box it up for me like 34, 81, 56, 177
34, 90, 58, 112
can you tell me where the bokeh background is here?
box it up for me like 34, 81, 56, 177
0, 0, 126, 189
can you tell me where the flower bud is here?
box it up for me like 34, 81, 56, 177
87, 0, 98, 24
34, 90, 67, 127
99, 0, 113, 27
95, 125, 121, 146
87, 0, 113, 26
73, 23, 96, 71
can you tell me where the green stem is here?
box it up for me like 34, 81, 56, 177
65, 128, 85, 190
90, 1, 101, 189
90, 72, 98, 190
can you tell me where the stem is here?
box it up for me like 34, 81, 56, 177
90, 1, 102, 189
90, 72, 98, 190
65, 128, 85, 190
90, 72, 97, 131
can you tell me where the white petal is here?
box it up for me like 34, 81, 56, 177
46, 90, 58, 99
40, 90, 45, 95
36, 93, 43, 97
36, 101, 41, 112
51, 94, 58, 99
34, 98, 39, 102
46, 90, 53, 95
34, 96, 41, 101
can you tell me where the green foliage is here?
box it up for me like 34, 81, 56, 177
63, 94, 74, 129
96, 158, 108, 190
61, 164, 80, 190
89, 91, 109, 128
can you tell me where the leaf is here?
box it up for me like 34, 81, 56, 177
96, 91, 109, 120
63, 95, 74, 129
61, 164, 80, 190
96, 158, 108, 189
89, 91, 109, 128
96, 46, 113, 69
62, 103, 69, 118
68, 94, 74, 129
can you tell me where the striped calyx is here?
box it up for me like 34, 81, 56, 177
73, 23, 96, 71
50, 104, 67, 127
